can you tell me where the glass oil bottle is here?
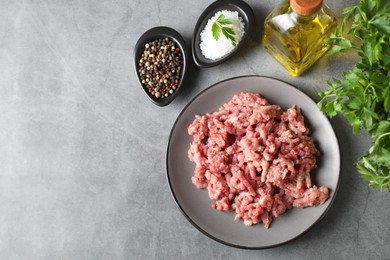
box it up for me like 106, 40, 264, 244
262, 0, 338, 76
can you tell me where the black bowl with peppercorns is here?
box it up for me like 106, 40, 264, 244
134, 27, 188, 106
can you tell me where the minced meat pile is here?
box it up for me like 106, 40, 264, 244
187, 92, 329, 229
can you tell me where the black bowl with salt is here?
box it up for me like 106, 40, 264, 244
192, 0, 254, 68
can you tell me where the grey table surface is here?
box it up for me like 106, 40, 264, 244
0, 0, 389, 259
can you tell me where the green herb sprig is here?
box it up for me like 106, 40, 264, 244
211, 14, 237, 47
318, 0, 390, 191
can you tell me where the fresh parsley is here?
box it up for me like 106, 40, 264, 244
211, 14, 237, 47
318, 0, 390, 191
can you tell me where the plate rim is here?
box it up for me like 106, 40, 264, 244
166, 75, 341, 249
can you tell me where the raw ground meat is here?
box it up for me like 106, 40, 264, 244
188, 92, 329, 229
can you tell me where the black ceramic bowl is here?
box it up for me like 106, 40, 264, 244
134, 26, 188, 107
192, 0, 254, 68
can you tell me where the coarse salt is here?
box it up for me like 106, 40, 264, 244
200, 10, 245, 60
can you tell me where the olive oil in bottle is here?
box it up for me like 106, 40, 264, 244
262, 0, 337, 76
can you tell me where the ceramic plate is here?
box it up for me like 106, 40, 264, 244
166, 76, 340, 249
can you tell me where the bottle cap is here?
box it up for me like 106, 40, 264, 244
290, 0, 323, 16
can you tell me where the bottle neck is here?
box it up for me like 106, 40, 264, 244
290, 8, 318, 23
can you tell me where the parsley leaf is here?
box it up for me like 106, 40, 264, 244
318, 0, 390, 191
212, 22, 221, 41
211, 14, 237, 47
